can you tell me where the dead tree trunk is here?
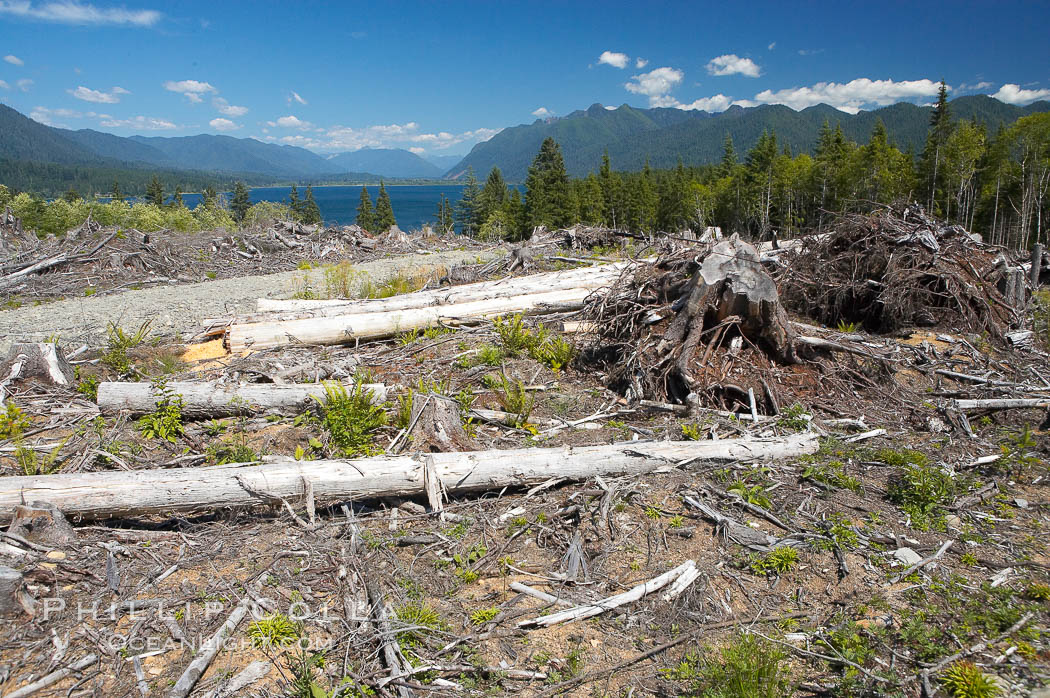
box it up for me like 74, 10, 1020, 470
97, 381, 387, 419
661, 236, 796, 401
0, 434, 818, 521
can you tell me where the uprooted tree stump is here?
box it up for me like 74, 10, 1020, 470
583, 236, 796, 407
7, 501, 75, 546
403, 395, 478, 453
0, 565, 34, 617
0, 343, 74, 392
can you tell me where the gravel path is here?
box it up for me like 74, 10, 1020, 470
0, 249, 495, 353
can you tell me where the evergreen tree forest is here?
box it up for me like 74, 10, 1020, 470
454, 105, 1050, 251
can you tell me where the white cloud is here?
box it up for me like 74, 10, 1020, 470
0, 80, 8, 89
318, 121, 499, 152
706, 54, 761, 77
3, 54, 23, 65
408, 146, 425, 154
67, 84, 128, 103
798, 48, 823, 56
767, 42, 776, 51
598, 51, 629, 69
531, 106, 552, 118
635, 57, 648, 68
0, 1, 161, 26
29, 105, 105, 125
673, 94, 752, 112
209, 117, 238, 131
99, 115, 176, 130
958, 81, 993, 91
163, 79, 216, 103
273, 115, 311, 129
625, 67, 684, 106
213, 97, 248, 116
753, 77, 942, 113
990, 83, 1050, 105
16, 78, 32, 91
289, 91, 307, 105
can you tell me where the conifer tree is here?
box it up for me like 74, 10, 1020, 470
63, 188, 80, 203
146, 175, 164, 207
201, 186, 218, 209
478, 166, 508, 224
230, 181, 252, 222
373, 181, 397, 231
920, 80, 953, 212
719, 134, 737, 177
524, 137, 574, 231
172, 186, 184, 208
110, 180, 123, 203
502, 189, 527, 241
436, 194, 454, 234
302, 185, 322, 225
356, 186, 375, 230
288, 185, 301, 219
454, 167, 482, 236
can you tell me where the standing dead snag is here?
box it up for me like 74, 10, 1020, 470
584, 236, 796, 407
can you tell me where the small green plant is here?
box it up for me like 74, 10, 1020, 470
815, 512, 859, 551
15, 435, 69, 475
644, 505, 661, 520
247, 613, 300, 648
681, 423, 703, 440
0, 401, 31, 440
817, 622, 874, 677
323, 261, 358, 298
423, 325, 453, 340
397, 327, 422, 345
836, 320, 860, 333
960, 551, 978, 567
728, 480, 771, 509
395, 389, 415, 430
1024, 581, 1050, 601
669, 514, 685, 528
469, 607, 499, 625
662, 633, 790, 698
776, 403, 810, 432
101, 321, 151, 374
939, 661, 1001, 698
802, 459, 861, 493
494, 374, 534, 428
530, 335, 576, 372
285, 646, 332, 698
996, 426, 1043, 478
394, 601, 447, 648
886, 457, 955, 530
493, 313, 547, 357
206, 437, 257, 464
313, 380, 388, 456
750, 546, 799, 576
137, 380, 184, 443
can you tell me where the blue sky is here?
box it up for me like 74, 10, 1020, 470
1, 0, 1048, 157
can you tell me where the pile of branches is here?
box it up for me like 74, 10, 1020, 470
776, 206, 1021, 338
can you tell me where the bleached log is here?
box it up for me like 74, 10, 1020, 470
167, 591, 255, 698
249, 262, 628, 319
97, 381, 388, 419
519, 559, 697, 627
954, 398, 1050, 411
229, 287, 597, 351
0, 434, 818, 521
4, 654, 97, 698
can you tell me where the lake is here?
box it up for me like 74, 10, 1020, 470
180, 184, 469, 230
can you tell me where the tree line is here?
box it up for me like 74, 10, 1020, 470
442, 83, 1050, 251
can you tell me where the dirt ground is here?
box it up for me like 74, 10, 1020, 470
0, 224, 1047, 698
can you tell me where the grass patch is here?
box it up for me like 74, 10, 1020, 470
749, 546, 799, 576
247, 613, 301, 649
662, 633, 791, 698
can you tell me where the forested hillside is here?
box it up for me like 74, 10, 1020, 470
451, 96, 1050, 181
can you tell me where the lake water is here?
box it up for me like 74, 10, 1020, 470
181, 184, 468, 230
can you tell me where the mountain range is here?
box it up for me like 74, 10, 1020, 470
449, 95, 1050, 181
2, 95, 1048, 195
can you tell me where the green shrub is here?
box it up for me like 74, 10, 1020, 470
137, 381, 184, 443
0, 401, 31, 440
663, 633, 790, 698
775, 403, 810, 432
495, 374, 535, 428
727, 480, 771, 509
939, 662, 1001, 698
101, 321, 151, 375
750, 546, 799, 576
314, 380, 387, 456
393, 601, 447, 648
469, 607, 500, 625
247, 613, 301, 648
530, 335, 577, 372
886, 460, 955, 530
493, 313, 542, 357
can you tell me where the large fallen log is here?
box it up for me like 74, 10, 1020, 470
954, 398, 1050, 411
252, 261, 629, 318
97, 381, 388, 419
0, 434, 818, 521
229, 286, 596, 351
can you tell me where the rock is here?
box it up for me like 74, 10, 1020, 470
944, 514, 962, 530
893, 547, 923, 565
7, 501, 75, 546
925, 416, 949, 433
0, 566, 34, 617
1014, 498, 1029, 509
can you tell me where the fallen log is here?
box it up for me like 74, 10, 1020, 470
96, 380, 388, 419
229, 287, 597, 351
954, 398, 1050, 411
0, 434, 818, 521
249, 261, 629, 318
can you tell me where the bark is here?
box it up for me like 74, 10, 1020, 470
0, 434, 818, 521
96, 380, 387, 419
0, 342, 74, 390
0, 565, 35, 617
229, 287, 597, 351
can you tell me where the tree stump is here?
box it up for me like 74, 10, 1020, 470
660, 236, 796, 401
7, 501, 75, 546
0, 565, 34, 617
0, 343, 74, 389
405, 397, 478, 453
